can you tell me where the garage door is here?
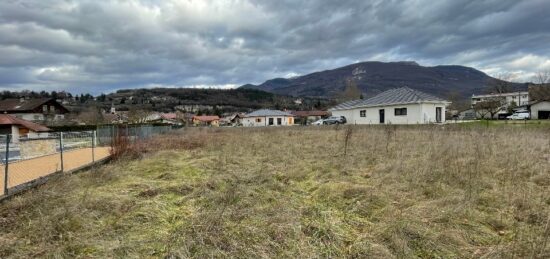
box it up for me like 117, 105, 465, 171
538, 111, 550, 120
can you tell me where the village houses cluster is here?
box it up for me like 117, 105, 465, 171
1, 85, 550, 142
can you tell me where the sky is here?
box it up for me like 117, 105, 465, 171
1, 0, 549, 94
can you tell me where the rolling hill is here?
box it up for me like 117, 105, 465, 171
242, 61, 526, 99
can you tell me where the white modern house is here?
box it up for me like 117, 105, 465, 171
329, 87, 450, 124
241, 109, 295, 127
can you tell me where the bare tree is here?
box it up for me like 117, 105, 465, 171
446, 90, 468, 111
473, 98, 504, 119
340, 78, 362, 101
487, 73, 516, 94
535, 70, 550, 84
127, 107, 154, 124
529, 70, 550, 101
78, 105, 105, 125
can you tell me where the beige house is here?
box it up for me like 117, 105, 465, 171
192, 116, 220, 127
241, 110, 294, 127
329, 87, 450, 124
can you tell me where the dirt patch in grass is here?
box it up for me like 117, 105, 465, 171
0, 126, 549, 258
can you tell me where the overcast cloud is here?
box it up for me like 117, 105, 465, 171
1, 0, 549, 94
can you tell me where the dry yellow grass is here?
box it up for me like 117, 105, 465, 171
0, 125, 549, 258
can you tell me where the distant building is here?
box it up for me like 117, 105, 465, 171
457, 109, 477, 120
220, 113, 245, 126
471, 91, 529, 107
329, 87, 449, 124
0, 114, 51, 142
0, 98, 69, 123
241, 109, 295, 127
528, 101, 550, 120
143, 113, 181, 125
192, 116, 220, 127
471, 91, 529, 119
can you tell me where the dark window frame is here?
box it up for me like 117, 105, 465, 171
268, 118, 274, 125
394, 108, 407, 116
359, 110, 366, 117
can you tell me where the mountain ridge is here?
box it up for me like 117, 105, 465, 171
241, 61, 526, 99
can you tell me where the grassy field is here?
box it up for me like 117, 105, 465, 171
0, 125, 549, 258
455, 119, 550, 129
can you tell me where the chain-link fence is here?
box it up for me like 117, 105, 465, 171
1, 124, 177, 198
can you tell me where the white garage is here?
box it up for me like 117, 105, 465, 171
530, 101, 550, 120
329, 87, 450, 125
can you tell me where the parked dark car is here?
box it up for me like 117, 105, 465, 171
323, 116, 347, 125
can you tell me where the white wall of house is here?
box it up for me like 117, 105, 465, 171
14, 113, 45, 121
472, 92, 529, 106
531, 101, 550, 119
11, 125, 20, 143
242, 116, 294, 127
331, 102, 446, 124
12, 113, 65, 122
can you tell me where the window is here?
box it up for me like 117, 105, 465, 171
50, 106, 55, 112
268, 118, 274, 125
42, 105, 47, 112
255, 118, 262, 123
359, 110, 366, 117
277, 118, 282, 125
394, 108, 407, 116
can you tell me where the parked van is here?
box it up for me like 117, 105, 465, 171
506, 111, 530, 120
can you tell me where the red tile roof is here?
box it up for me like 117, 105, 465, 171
192, 115, 220, 122
0, 114, 51, 132
161, 113, 177, 120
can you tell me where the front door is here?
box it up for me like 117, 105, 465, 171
436, 107, 442, 123
379, 109, 385, 124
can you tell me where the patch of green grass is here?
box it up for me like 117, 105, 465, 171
456, 119, 550, 129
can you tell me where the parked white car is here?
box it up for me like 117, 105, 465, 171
506, 112, 530, 120
311, 119, 324, 125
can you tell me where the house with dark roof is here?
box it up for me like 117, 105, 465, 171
242, 109, 294, 127
0, 98, 69, 123
329, 87, 450, 124
0, 114, 51, 142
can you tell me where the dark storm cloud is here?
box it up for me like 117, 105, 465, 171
0, 0, 549, 94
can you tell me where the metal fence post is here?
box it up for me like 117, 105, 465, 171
59, 132, 64, 173
3, 134, 11, 196
92, 130, 96, 163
